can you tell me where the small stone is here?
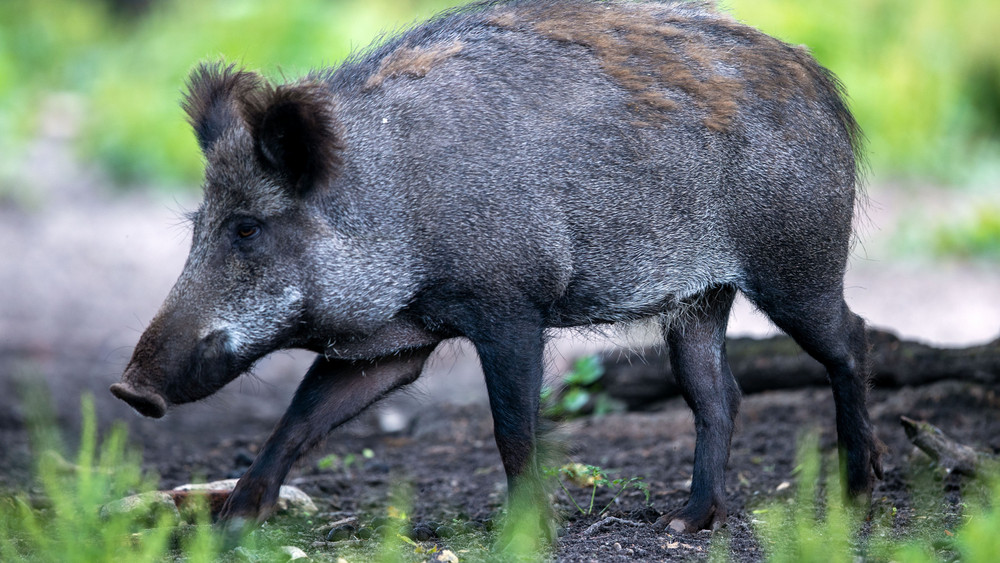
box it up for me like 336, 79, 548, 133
356, 527, 373, 540
234, 449, 255, 467
433, 549, 460, 563
364, 461, 391, 474
281, 545, 309, 561
378, 408, 411, 433
326, 525, 355, 542
435, 524, 456, 538
100, 491, 180, 528
411, 523, 434, 541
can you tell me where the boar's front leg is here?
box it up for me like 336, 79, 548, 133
218, 347, 435, 524
468, 312, 555, 538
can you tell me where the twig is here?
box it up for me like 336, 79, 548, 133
582, 516, 644, 536
900, 416, 989, 476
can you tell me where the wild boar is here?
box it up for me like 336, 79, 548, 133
111, 0, 883, 534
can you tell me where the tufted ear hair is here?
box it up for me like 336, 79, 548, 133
182, 62, 262, 153
242, 81, 344, 195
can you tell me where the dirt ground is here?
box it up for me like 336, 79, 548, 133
1, 138, 999, 560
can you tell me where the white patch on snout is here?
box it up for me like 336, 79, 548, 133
199, 286, 305, 357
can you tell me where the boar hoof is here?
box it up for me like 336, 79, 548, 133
653, 504, 725, 534
109, 382, 167, 418
216, 516, 253, 550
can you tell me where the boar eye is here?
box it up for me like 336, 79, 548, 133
236, 222, 261, 240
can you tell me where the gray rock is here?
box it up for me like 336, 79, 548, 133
172, 478, 318, 516
99, 491, 180, 527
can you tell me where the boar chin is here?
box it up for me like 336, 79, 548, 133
112, 329, 250, 418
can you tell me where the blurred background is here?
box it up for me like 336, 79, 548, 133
3, 0, 1000, 192
0, 0, 997, 463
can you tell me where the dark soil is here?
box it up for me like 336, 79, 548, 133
2, 341, 998, 561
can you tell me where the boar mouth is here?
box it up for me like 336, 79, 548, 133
109, 381, 169, 419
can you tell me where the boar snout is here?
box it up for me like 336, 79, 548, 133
110, 380, 168, 419
112, 324, 252, 417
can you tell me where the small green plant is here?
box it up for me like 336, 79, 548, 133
546, 462, 650, 517
317, 447, 375, 473
541, 355, 624, 419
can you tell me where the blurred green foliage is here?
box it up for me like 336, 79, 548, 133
929, 203, 1000, 259
894, 200, 1000, 260
1, 0, 999, 190
0, 0, 456, 189
728, 0, 1000, 186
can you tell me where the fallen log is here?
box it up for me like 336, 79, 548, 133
593, 328, 1000, 410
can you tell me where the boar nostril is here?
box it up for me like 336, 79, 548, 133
110, 382, 168, 419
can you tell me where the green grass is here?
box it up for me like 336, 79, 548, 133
0, 386, 556, 562
745, 431, 1000, 563
7, 386, 1000, 561
0, 390, 199, 562
0, 388, 298, 562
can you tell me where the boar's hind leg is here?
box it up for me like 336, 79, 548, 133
218, 347, 434, 525
655, 285, 740, 534
751, 288, 884, 500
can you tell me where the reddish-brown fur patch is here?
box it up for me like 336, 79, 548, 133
489, 2, 828, 132
365, 40, 465, 90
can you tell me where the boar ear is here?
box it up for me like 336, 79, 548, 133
242, 82, 344, 195
182, 62, 262, 153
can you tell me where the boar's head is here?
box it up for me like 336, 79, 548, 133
112, 63, 403, 418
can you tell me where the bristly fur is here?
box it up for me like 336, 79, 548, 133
486, 0, 861, 145
241, 81, 345, 193
182, 62, 262, 153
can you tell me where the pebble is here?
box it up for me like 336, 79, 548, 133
410, 523, 434, 541
432, 549, 459, 563
435, 524, 456, 538
356, 526, 373, 539
280, 546, 309, 561
370, 515, 390, 528
325, 524, 355, 542
233, 449, 255, 467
